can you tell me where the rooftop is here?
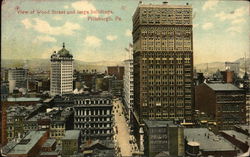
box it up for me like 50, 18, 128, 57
205, 83, 242, 91
62, 92, 113, 99
7, 97, 41, 102
7, 131, 47, 155
144, 120, 173, 128
40, 151, 59, 156
42, 139, 56, 148
184, 128, 236, 151
221, 130, 250, 144
2, 141, 18, 155
155, 151, 170, 157
51, 43, 73, 59
84, 139, 114, 149
236, 125, 250, 135
62, 130, 80, 140
7, 105, 41, 120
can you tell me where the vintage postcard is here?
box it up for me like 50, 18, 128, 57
1, 0, 249, 157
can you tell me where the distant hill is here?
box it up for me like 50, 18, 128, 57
2, 57, 249, 75
1, 58, 123, 72
194, 58, 250, 76
195, 61, 225, 72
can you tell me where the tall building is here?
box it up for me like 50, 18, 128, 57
8, 68, 28, 93
50, 43, 73, 96
123, 59, 134, 125
133, 2, 193, 123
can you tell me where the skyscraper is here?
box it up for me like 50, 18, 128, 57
133, 2, 193, 122
50, 43, 73, 96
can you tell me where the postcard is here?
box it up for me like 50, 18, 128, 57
1, 0, 249, 157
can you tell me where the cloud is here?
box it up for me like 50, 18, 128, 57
232, 18, 246, 24
84, 36, 101, 47
226, 26, 242, 34
215, 6, 248, 21
21, 18, 81, 36
202, 22, 213, 30
71, 1, 98, 18
202, 0, 219, 11
41, 46, 61, 59
52, 16, 62, 21
106, 35, 117, 41
64, 5, 69, 9
125, 29, 132, 37
33, 35, 57, 43
215, 6, 247, 34
22, 18, 32, 29
193, 24, 199, 28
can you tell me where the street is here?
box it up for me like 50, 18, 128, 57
113, 98, 134, 157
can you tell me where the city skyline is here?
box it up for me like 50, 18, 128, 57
2, 0, 249, 64
1, 1, 250, 156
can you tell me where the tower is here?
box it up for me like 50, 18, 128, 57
50, 43, 73, 96
133, 2, 193, 122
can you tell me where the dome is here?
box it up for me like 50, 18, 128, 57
57, 43, 73, 57
188, 141, 200, 146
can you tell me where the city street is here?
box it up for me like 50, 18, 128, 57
113, 99, 133, 157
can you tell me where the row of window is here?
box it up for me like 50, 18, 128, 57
75, 99, 111, 105
74, 123, 111, 128
75, 117, 111, 122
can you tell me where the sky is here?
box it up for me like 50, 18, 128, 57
1, 0, 250, 64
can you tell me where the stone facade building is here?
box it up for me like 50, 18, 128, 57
73, 93, 114, 141
133, 2, 193, 123
50, 43, 73, 96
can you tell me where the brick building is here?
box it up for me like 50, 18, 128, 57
107, 66, 124, 80
195, 83, 246, 130
6, 131, 49, 157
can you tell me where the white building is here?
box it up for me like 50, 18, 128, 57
123, 59, 134, 123
50, 43, 73, 96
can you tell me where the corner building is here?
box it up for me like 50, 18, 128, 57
133, 3, 193, 122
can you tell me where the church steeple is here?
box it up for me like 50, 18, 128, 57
63, 42, 65, 49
